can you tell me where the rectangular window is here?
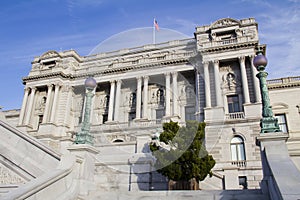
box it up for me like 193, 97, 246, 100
238, 176, 248, 189
156, 109, 165, 124
102, 114, 108, 124
275, 114, 288, 133
227, 95, 240, 113
128, 112, 136, 122
185, 106, 196, 121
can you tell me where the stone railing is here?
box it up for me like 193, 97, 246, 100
267, 76, 300, 90
231, 160, 247, 167
225, 112, 245, 120
201, 36, 256, 48
86, 38, 195, 60
267, 76, 300, 85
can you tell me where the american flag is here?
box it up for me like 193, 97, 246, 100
154, 19, 159, 31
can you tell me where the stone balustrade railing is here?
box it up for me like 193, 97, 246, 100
225, 112, 245, 120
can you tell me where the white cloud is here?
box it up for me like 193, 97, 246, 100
257, 2, 300, 78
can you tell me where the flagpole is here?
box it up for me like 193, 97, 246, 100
153, 18, 155, 44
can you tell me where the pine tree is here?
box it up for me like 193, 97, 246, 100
150, 120, 215, 189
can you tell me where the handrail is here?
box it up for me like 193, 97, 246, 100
0, 120, 61, 160
2, 168, 72, 200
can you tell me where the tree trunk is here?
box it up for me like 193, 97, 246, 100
168, 178, 199, 190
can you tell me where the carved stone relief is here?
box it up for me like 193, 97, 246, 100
0, 164, 26, 184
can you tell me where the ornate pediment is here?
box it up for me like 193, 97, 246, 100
211, 18, 240, 29
40, 50, 61, 60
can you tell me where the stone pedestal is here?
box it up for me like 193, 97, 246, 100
67, 144, 99, 196
257, 133, 300, 199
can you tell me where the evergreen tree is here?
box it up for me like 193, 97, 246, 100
150, 120, 215, 186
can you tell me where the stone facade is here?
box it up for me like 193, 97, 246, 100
1, 17, 300, 198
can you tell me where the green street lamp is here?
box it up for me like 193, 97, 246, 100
74, 77, 97, 145
253, 48, 280, 133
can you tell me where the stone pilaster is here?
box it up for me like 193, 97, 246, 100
42, 84, 53, 123
165, 72, 171, 117
239, 56, 250, 104
24, 87, 36, 125
107, 80, 115, 122
136, 77, 142, 120
142, 76, 149, 119
50, 83, 60, 123
172, 72, 178, 116
114, 79, 122, 121
18, 87, 30, 125
250, 55, 261, 103
203, 61, 211, 108
213, 60, 222, 107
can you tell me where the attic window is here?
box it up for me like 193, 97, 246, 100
43, 60, 56, 68
216, 30, 237, 40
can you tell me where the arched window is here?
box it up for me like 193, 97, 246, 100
230, 136, 246, 161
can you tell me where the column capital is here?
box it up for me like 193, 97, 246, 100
143, 76, 149, 81
54, 82, 62, 87
164, 72, 171, 77
110, 80, 116, 84
116, 79, 122, 84
171, 71, 178, 76
62, 85, 72, 92
239, 56, 246, 63
202, 61, 209, 66
47, 84, 53, 89
213, 60, 220, 65
136, 76, 142, 81
24, 87, 30, 92
30, 86, 37, 91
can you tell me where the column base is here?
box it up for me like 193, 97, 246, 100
134, 118, 150, 122
105, 120, 119, 125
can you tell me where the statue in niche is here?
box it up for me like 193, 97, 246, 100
186, 86, 194, 99
37, 96, 46, 113
156, 88, 164, 105
129, 92, 136, 107
226, 72, 236, 90
100, 95, 109, 108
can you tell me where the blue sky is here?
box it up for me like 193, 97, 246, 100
0, 0, 299, 110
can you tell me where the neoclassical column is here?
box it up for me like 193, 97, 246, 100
203, 61, 211, 108
165, 72, 171, 116
136, 77, 142, 119
213, 60, 222, 107
18, 87, 30, 125
239, 56, 250, 104
24, 87, 36, 125
50, 84, 60, 123
42, 84, 53, 123
108, 80, 116, 121
172, 72, 178, 116
64, 86, 73, 125
250, 55, 261, 103
142, 76, 149, 119
114, 79, 122, 121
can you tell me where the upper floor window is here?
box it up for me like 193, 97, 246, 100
231, 136, 246, 161
227, 95, 240, 113
185, 106, 196, 121
275, 114, 288, 133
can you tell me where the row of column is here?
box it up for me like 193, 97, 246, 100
203, 55, 261, 108
105, 72, 179, 122
18, 84, 61, 126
